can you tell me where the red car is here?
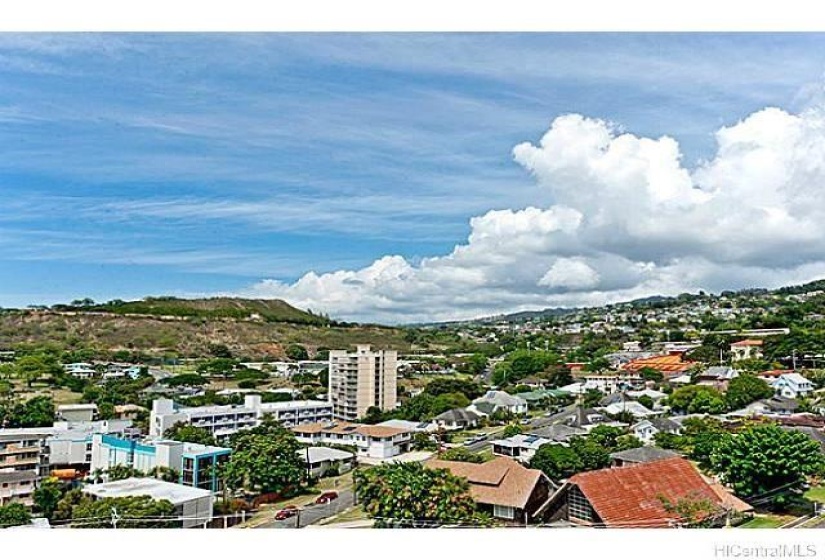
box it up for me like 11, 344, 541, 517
274, 505, 299, 520
315, 491, 338, 504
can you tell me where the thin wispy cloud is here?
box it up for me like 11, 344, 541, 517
2, 33, 825, 318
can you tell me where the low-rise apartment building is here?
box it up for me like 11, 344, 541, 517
150, 395, 333, 438
0, 419, 136, 504
90, 434, 231, 492
291, 421, 412, 460
0, 431, 49, 505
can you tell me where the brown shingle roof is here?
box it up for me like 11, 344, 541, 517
569, 457, 751, 527
425, 456, 546, 509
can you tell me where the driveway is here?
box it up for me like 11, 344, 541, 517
252, 489, 355, 528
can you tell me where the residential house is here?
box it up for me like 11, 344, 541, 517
56, 404, 97, 423
114, 404, 147, 421
772, 373, 815, 399
469, 391, 528, 416
375, 419, 436, 433
541, 457, 752, 527
490, 434, 552, 462
558, 407, 609, 430
609, 446, 681, 467
298, 447, 355, 478
694, 366, 739, 389
625, 388, 668, 403
64, 362, 96, 379
730, 339, 763, 361
601, 400, 656, 418
433, 408, 481, 431
292, 421, 412, 460
758, 369, 794, 383
580, 372, 643, 393
728, 395, 800, 417
83, 477, 213, 528
631, 418, 682, 444
527, 424, 588, 444
425, 456, 554, 524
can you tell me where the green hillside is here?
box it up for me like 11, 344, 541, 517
54, 296, 329, 325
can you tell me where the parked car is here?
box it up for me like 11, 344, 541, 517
315, 491, 338, 504
274, 505, 299, 520
465, 435, 486, 445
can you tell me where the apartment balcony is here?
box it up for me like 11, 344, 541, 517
0, 456, 40, 467
0, 446, 41, 456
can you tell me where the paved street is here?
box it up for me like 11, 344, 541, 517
253, 489, 355, 528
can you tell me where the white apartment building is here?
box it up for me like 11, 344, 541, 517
292, 421, 412, 460
150, 395, 333, 438
328, 345, 398, 420
0, 419, 134, 505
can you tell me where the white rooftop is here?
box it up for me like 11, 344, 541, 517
57, 403, 98, 411
260, 399, 332, 411
83, 477, 212, 505
778, 373, 812, 384
298, 446, 354, 463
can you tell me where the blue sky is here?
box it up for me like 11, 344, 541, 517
3, 33, 825, 321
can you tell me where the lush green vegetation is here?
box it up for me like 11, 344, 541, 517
0, 502, 32, 528
221, 419, 307, 495
354, 462, 490, 527
711, 423, 825, 502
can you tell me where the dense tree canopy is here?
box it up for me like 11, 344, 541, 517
70, 495, 177, 528
438, 447, 484, 463
163, 422, 217, 446
711, 423, 825, 500
666, 385, 726, 414
285, 344, 309, 361
423, 378, 485, 400
222, 419, 306, 495
724, 374, 774, 411
0, 395, 55, 428
354, 462, 488, 527
0, 502, 32, 528
33, 478, 64, 519
530, 444, 584, 480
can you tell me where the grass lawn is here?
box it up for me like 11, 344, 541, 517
739, 515, 794, 528
476, 447, 496, 462
804, 485, 825, 503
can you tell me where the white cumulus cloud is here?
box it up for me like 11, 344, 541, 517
241, 105, 825, 323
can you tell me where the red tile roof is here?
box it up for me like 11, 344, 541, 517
759, 369, 794, 378
569, 457, 751, 528
731, 339, 764, 347
621, 354, 694, 376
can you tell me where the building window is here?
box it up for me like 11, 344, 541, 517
493, 505, 515, 519
568, 486, 595, 523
